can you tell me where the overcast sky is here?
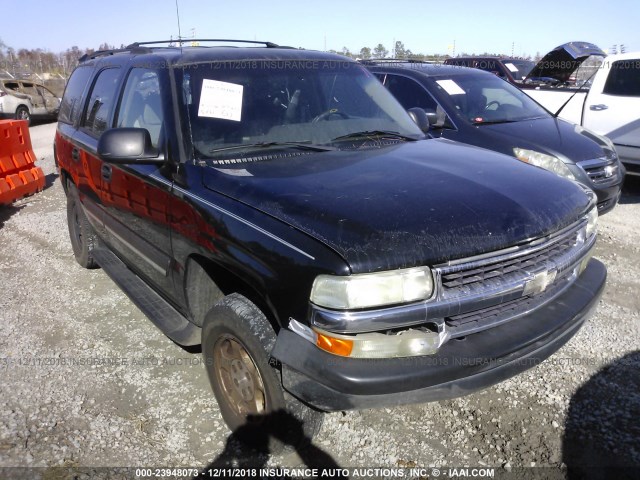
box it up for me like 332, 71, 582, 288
4, 0, 637, 56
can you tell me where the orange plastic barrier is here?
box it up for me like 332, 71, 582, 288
0, 120, 45, 205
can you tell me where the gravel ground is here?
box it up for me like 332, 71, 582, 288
0, 122, 638, 478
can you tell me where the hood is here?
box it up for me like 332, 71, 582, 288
526, 41, 606, 84
478, 116, 611, 163
202, 140, 592, 273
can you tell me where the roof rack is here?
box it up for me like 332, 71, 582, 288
78, 39, 285, 63
126, 39, 281, 49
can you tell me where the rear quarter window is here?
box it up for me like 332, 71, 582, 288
603, 60, 640, 97
58, 66, 93, 125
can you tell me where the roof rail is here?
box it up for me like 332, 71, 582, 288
358, 58, 432, 65
78, 39, 284, 63
126, 39, 281, 49
78, 47, 143, 63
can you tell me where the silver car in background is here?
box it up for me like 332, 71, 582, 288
0, 79, 60, 124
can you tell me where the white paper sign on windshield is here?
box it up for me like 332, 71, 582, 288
505, 63, 519, 73
198, 79, 244, 121
436, 79, 466, 95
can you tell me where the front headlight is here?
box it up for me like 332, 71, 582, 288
586, 206, 598, 238
513, 148, 576, 181
288, 319, 449, 358
314, 327, 447, 358
310, 266, 434, 310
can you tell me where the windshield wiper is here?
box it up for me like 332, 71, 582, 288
472, 115, 546, 125
209, 141, 336, 154
331, 130, 420, 142
471, 119, 519, 125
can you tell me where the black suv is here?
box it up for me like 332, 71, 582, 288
444, 56, 535, 85
56, 40, 605, 447
365, 61, 624, 215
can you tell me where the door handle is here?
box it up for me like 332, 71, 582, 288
589, 104, 608, 111
71, 148, 80, 161
101, 164, 112, 182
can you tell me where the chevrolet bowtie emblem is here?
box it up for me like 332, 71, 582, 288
523, 269, 557, 296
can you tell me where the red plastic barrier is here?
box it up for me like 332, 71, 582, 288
0, 120, 44, 205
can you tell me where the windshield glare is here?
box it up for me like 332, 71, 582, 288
179, 60, 423, 159
505, 60, 535, 80
430, 74, 549, 124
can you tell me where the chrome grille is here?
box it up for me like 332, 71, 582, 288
578, 157, 619, 185
444, 268, 575, 335
430, 218, 594, 337
438, 221, 584, 296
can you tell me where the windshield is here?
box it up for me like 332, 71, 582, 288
177, 60, 423, 159
503, 60, 534, 80
428, 74, 549, 125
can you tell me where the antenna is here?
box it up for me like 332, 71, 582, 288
175, 0, 183, 49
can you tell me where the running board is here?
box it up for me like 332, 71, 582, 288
92, 248, 201, 346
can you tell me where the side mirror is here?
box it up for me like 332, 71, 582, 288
407, 107, 430, 133
97, 128, 164, 164
423, 109, 439, 126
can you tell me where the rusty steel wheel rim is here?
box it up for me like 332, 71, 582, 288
213, 334, 267, 417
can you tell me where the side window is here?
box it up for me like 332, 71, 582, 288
385, 75, 438, 111
20, 83, 35, 94
476, 60, 505, 78
82, 68, 122, 137
603, 60, 640, 97
59, 66, 93, 125
116, 69, 164, 147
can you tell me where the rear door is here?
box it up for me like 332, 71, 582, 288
72, 67, 123, 238
55, 64, 103, 232
582, 57, 640, 151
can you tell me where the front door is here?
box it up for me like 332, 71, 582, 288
20, 82, 46, 115
101, 68, 178, 304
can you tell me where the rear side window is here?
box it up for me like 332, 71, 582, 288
21, 83, 39, 95
82, 68, 122, 137
59, 66, 93, 125
603, 60, 640, 97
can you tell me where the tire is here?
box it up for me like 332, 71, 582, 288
66, 182, 99, 269
15, 106, 30, 125
202, 293, 323, 453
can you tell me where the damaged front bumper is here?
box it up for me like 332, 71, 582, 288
271, 258, 606, 411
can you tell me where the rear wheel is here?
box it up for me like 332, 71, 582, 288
15, 106, 30, 125
202, 293, 323, 453
66, 182, 99, 269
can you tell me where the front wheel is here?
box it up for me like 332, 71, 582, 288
202, 294, 323, 453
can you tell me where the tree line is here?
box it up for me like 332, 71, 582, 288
0, 39, 121, 78
0, 38, 535, 79
328, 40, 536, 61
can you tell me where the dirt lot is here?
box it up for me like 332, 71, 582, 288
1, 122, 638, 478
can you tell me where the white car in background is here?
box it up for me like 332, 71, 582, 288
0, 79, 61, 124
522, 43, 640, 176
